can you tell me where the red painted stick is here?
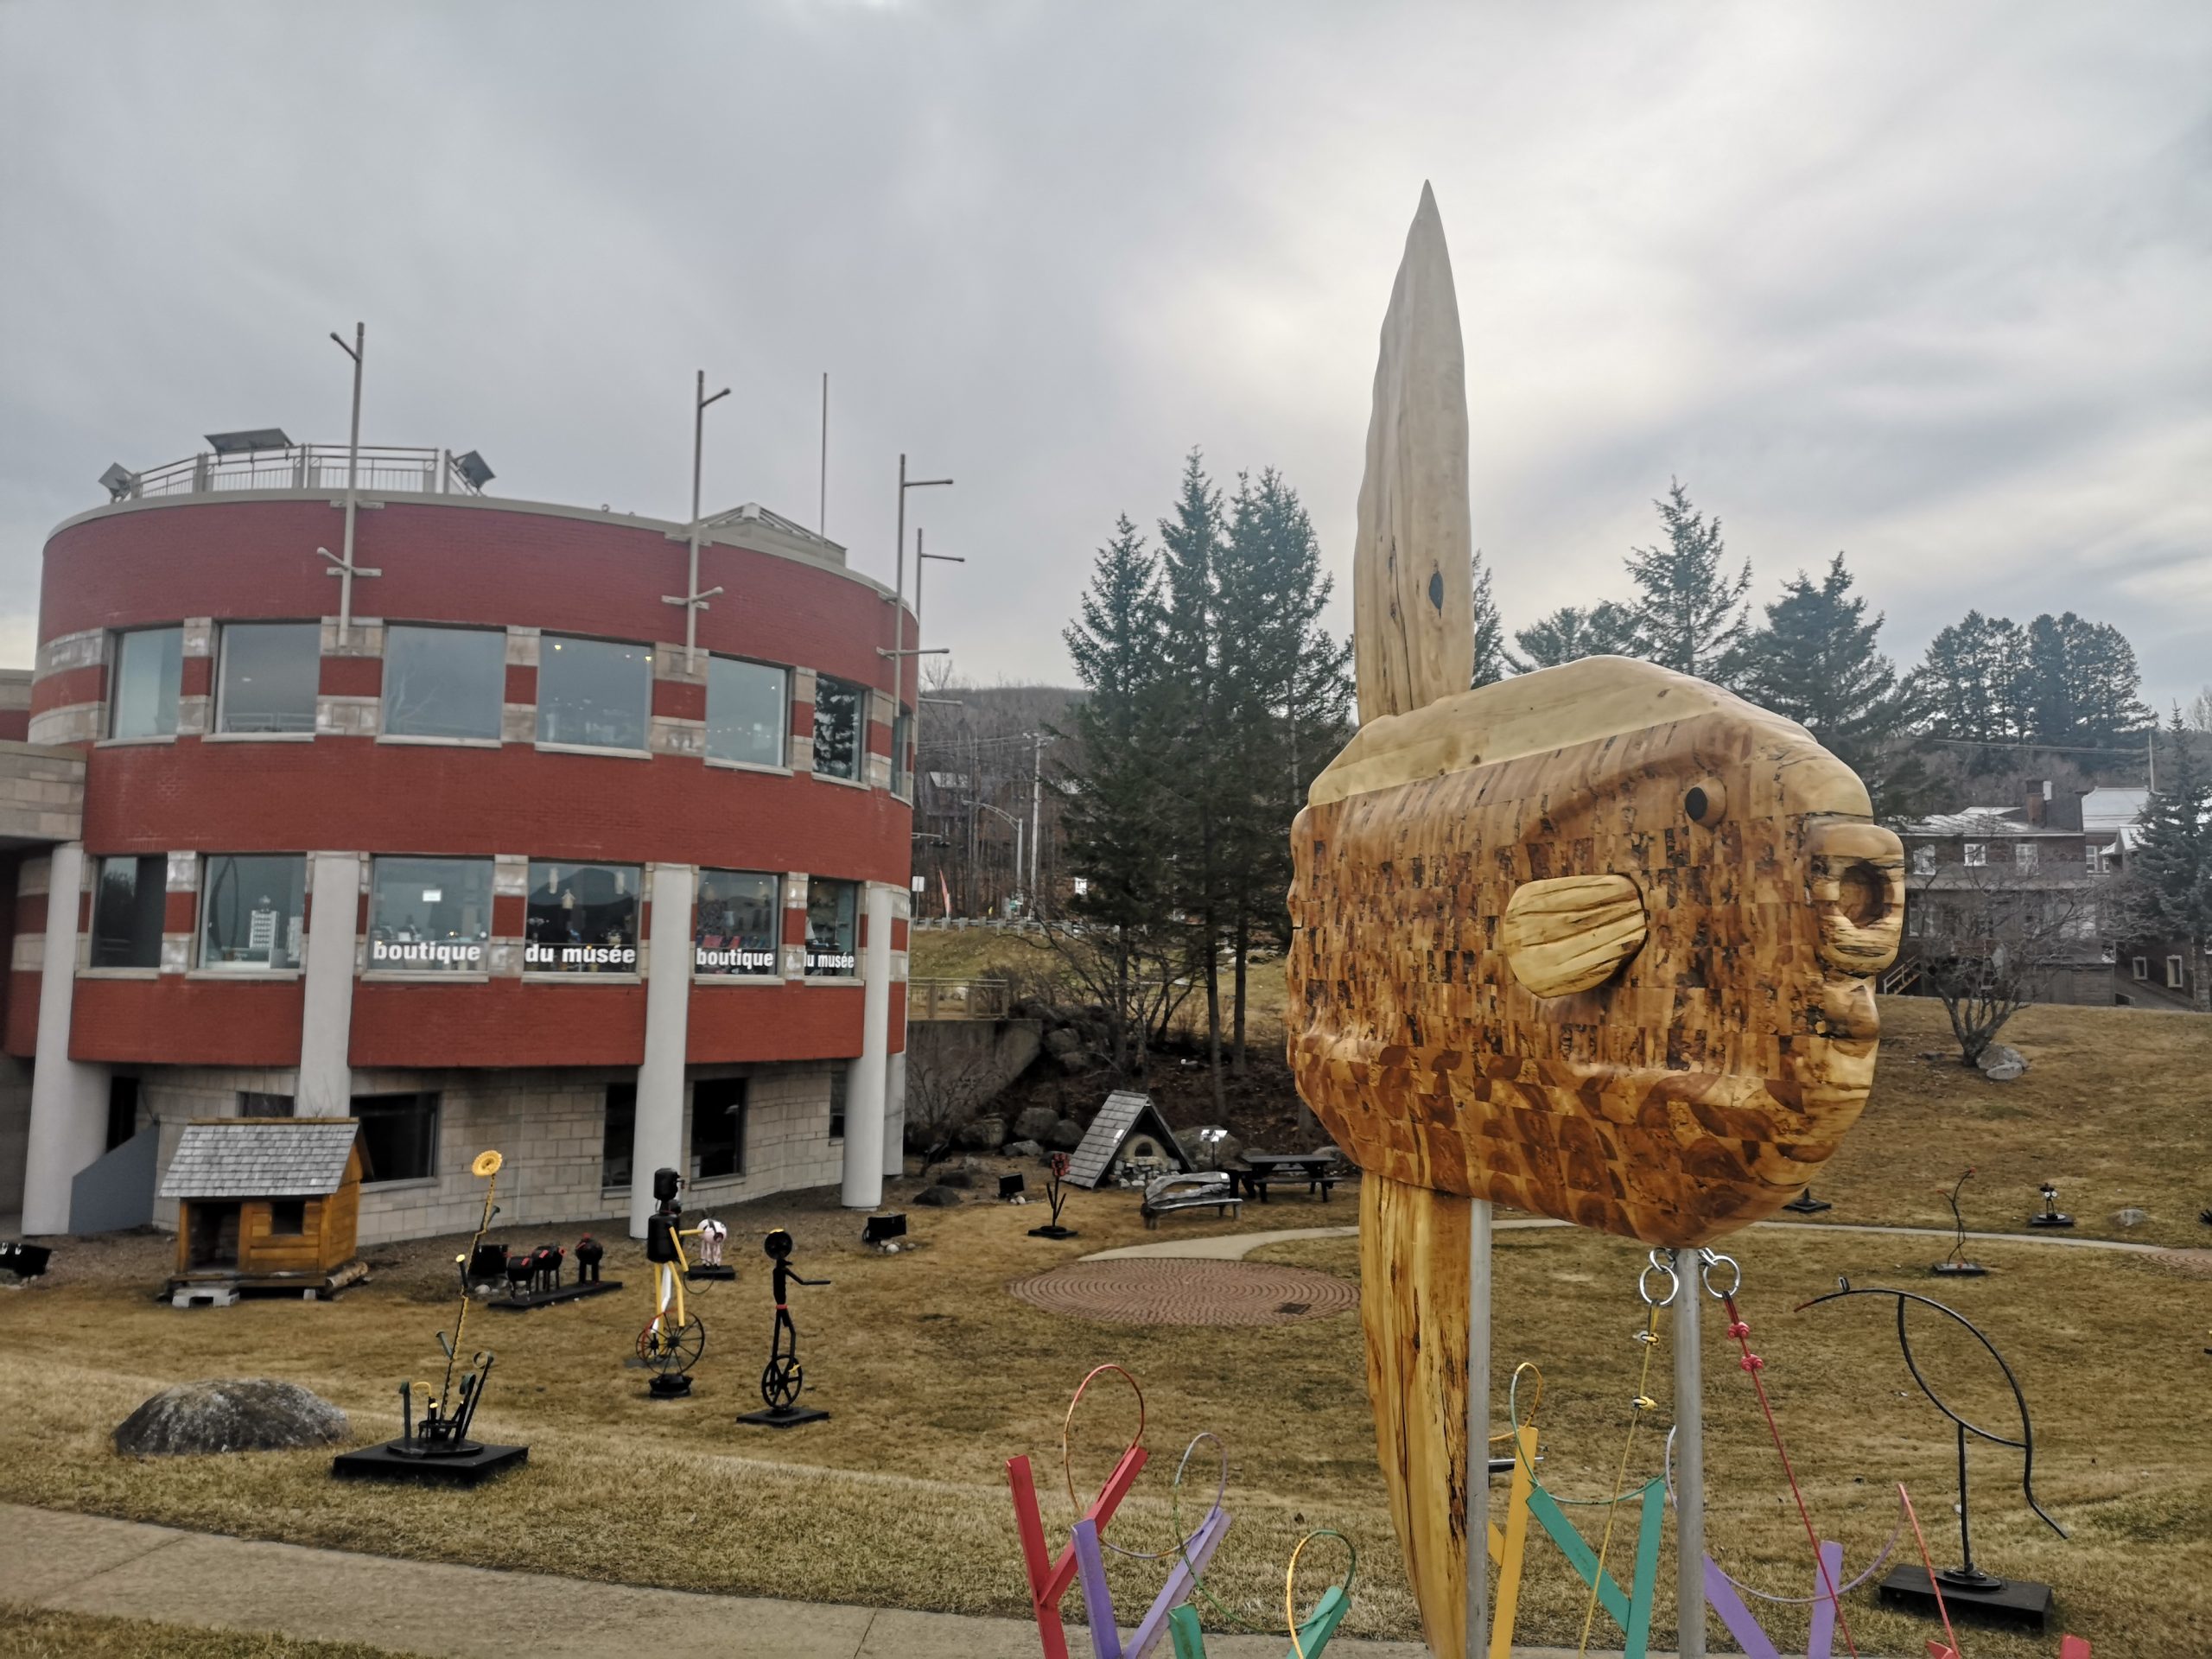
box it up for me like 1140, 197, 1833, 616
1009, 1446, 1150, 1659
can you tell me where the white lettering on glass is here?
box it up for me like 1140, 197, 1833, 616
523, 943, 639, 968
371, 939, 485, 967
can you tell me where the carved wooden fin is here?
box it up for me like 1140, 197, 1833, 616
1351, 181, 1474, 722
1499, 874, 1648, 997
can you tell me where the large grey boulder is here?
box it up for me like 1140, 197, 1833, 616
957, 1116, 1007, 1152
1977, 1043, 2028, 1082
113, 1378, 348, 1458
1005, 1139, 1044, 1159
1046, 1117, 1086, 1153
1014, 1106, 1061, 1143
1042, 1027, 1083, 1058
912, 1184, 962, 1207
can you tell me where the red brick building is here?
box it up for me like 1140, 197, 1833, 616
5, 442, 913, 1243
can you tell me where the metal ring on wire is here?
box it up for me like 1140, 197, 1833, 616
1284, 1528, 1357, 1659
1698, 1249, 1742, 1300
1638, 1253, 1681, 1308
1062, 1363, 1145, 1519
1103, 1431, 1228, 1563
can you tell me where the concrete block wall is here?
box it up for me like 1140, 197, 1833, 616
683, 1063, 842, 1211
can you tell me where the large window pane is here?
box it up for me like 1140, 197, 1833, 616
811, 676, 862, 780
690, 1078, 747, 1180
524, 861, 640, 972
601, 1083, 637, 1188
705, 657, 788, 767
353, 1092, 438, 1183
110, 627, 181, 739
385, 626, 505, 740
537, 636, 650, 750
368, 856, 492, 971
91, 854, 166, 968
804, 878, 858, 976
892, 708, 913, 796
199, 854, 306, 971
217, 623, 319, 734
695, 869, 780, 976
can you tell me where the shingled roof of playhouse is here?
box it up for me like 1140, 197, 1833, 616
157, 1118, 361, 1200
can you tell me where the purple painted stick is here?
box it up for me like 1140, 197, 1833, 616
1806, 1541, 1842, 1659
1073, 1517, 1123, 1659
1705, 1542, 1844, 1659
1127, 1507, 1231, 1659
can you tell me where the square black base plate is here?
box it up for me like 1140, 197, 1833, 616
486, 1279, 622, 1312
686, 1265, 738, 1281
332, 1440, 528, 1485
1782, 1195, 1833, 1214
646, 1376, 694, 1399
1879, 1564, 2053, 1633
1027, 1225, 1079, 1239
737, 1405, 829, 1428
1931, 1262, 1989, 1276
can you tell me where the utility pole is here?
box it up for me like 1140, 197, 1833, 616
818, 372, 829, 537
316, 323, 380, 632
665, 371, 731, 674
1027, 730, 1052, 918
913, 526, 965, 634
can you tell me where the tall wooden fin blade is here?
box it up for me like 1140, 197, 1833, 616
1353, 181, 1475, 723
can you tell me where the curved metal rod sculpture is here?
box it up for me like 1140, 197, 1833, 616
1797, 1281, 2064, 1589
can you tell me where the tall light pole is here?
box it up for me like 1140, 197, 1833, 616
1027, 730, 1053, 916
316, 323, 379, 632
884, 454, 952, 717
913, 526, 965, 635
666, 371, 730, 673
971, 799, 1023, 917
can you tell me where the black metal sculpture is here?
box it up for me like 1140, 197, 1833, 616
737, 1228, 830, 1427
2029, 1183, 2075, 1229
1798, 1279, 2063, 1630
575, 1234, 605, 1283
1781, 1185, 1833, 1215
1027, 1151, 1078, 1239
1931, 1166, 1988, 1276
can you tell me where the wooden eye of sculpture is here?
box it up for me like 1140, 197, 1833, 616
1286, 183, 1903, 1656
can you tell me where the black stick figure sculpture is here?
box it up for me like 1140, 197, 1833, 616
1931, 1166, 1987, 1275
738, 1228, 831, 1427
1800, 1281, 2064, 1599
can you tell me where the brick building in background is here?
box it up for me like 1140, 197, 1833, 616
3, 438, 914, 1243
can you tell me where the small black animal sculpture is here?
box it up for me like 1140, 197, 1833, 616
530, 1243, 564, 1296
575, 1235, 605, 1284
504, 1251, 535, 1300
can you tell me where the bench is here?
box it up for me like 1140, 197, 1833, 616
1141, 1172, 1243, 1229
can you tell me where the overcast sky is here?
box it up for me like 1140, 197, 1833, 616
3, 3, 2205, 709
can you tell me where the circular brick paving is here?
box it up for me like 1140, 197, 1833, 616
1009, 1258, 1360, 1326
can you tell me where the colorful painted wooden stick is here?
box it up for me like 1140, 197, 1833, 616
1164, 1586, 1350, 1658
1705, 1540, 1845, 1659
1524, 1478, 1666, 1659
1070, 1506, 1231, 1659
1482, 1426, 1540, 1659
1008, 1446, 1150, 1659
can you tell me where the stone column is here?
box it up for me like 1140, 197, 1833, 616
20, 842, 108, 1235
630, 863, 694, 1238
842, 882, 894, 1210
296, 851, 362, 1119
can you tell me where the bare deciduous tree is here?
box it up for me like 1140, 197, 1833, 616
1908, 861, 2094, 1066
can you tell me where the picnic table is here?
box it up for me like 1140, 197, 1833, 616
1232, 1149, 1346, 1204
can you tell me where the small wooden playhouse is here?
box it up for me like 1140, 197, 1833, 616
159, 1118, 366, 1306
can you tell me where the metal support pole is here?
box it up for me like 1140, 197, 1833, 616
893, 454, 907, 711
1028, 730, 1044, 912
1465, 1196, 1492, 1658
819, 372, 829, 536
1673, 1246, 1706, 1659
336, 323, 363, 632
683, 372, 730, 674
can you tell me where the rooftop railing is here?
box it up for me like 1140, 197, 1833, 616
111, 444, 487, 501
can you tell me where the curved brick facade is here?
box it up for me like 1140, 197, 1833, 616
12, 488, 917, 1244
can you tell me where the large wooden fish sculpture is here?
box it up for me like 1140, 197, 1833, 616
1286, 185, 1904, 1656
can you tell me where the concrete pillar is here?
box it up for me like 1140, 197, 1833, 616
20, 842, 108, 1235
630, 864, 694, 1238
881, 1051, 906, 1180
296, 851, 361, 1119
842, 883, 893, 1210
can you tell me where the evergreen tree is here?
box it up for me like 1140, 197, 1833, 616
1471, 550, 1510, 685
1732, 552, 1929, 819
1513, 601, 1639, 669
1058, 517, 1172, 1073
2119, 711, 2212, 1007
1625, 480, 1751, 683
2019, 611, 2152, 746
1916, 611, 2028, 741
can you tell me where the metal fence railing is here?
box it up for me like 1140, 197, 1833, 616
908, 978, 1012, 1020
116, 444, 486, 500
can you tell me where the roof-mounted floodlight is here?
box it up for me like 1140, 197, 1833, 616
452, 450, 494, 490
204, 428, 293, 455
99, 463, 136, 500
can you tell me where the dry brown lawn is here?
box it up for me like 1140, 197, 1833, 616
0, 1603, 417, 1658
2, 1147, 2207, 1656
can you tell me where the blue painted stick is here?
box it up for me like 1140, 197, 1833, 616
1624, 1479, 1663, 1659
1161, 1585, 1350, 1658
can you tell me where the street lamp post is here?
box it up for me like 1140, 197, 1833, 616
970, 799, 1024, 918
315, 323, 380, 632
886, 454, 952, 715
665, 371, 732, 674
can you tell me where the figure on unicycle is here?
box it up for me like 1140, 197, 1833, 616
758, 1227, 830, 1414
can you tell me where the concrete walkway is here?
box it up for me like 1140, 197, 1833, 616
6, 1501, 1738, 1658
1088, 1214, 2190, 1262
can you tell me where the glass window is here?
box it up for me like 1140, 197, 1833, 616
537, 636, 651, 750
199, 854, 306, 971
602, 1083, 637, 1188
2167, 956, 2184, 988
110, 626, 181, 739
106, 1077, 141, 1151
691, 1078, 746, 1180
828, 1068, 846, 1141
353, 1092, 438, 1183
892, 708, 913, 796
238, 1092, 293, 1117
706, 658, 788, 767
384, 626, 505, 741
270, 1198, 307, 1236
1910, 845, 1935, 875
804, 879, 858, 976
367, 856, 492, 972
216, 622, 319, 734
812, 676, 863, 780
2016, 842, 2038, 871
91, 854, 166, 968
695, 870, 781, 976
524, 861, 640, 973
1962, 842, 1987, 867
